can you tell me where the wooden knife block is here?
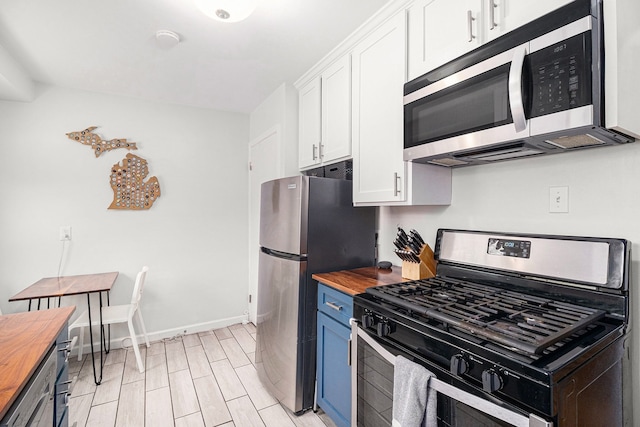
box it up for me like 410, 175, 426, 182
401, 244, 437, 280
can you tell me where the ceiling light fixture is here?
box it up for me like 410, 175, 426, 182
194, 0, 258, 23
155, 30, 180, 49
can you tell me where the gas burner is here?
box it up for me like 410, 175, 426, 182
367, 277, 605, 355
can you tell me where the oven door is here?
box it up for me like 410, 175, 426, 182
403, 43, 530, 164
350, 321, 552, 427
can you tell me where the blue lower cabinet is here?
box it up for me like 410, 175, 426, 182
317, 283, 352, 427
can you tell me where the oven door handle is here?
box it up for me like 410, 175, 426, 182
350, 320, 552, 427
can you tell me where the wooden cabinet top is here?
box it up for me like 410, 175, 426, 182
0, 307, 75, 419
313, 266, 406, 296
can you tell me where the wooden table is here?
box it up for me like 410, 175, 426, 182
9, 272, 119, 385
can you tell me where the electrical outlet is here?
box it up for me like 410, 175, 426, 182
549, 186, 569, 213
59, 226, 72, 241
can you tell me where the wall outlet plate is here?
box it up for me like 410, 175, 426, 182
59, 226, 72, 241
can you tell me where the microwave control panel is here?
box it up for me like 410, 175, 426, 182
529, 32, 591, 118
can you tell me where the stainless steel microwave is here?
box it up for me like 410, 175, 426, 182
403, 0, 639, 167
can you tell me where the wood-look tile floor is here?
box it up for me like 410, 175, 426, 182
68, 323, 338, 427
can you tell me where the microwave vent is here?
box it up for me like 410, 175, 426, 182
454, 142, 543, 162
544, 134, 606, 149
428, 158, 469, 167
464, 148, 542, 161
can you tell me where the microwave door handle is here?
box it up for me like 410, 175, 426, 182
508, 46, 527, 132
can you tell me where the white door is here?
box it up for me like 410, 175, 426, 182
248, 126, 282, 323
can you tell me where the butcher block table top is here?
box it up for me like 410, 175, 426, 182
0, 306, 75, 420
313, 265, 407, 296
9, 271, 118, 301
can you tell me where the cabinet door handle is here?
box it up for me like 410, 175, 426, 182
57, 391, 71, 406
347, 339, 352, 366
325, 301, 343, 311
312, 144, 318, 160
467, 10, 476, 42
61, 336, 78, 363
489, 0, 497, 30
319, 143, 324, 159
393, 172, 401, 196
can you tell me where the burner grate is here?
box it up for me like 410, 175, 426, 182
367, 278, 605, 354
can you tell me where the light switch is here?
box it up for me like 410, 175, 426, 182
549, 186, 569, 213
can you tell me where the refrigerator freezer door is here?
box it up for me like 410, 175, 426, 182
259, 176, 308, 256
255, 249, 309, 412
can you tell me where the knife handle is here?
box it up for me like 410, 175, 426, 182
410, 229, 425, 245
397, 227, 408, 241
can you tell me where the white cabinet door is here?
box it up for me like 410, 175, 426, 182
485, 0, 575, 42
408, 0, 482, 80
352, 11, 407, 204
321, 55, 351, 163
298, 77, 322, 169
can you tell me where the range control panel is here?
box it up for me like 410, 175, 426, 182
487, 238, 531, 258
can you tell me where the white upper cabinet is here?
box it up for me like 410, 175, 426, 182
408, 0, 575, 80
408, 0, 482, 80
485, 0, 575, 42
352, 11, 407, 204
298, 77, 322, 169
321, 56, 352, 164
352, 10, 451, 206
298, 55, 351, 170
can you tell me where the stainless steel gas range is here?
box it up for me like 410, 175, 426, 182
351, 229, 631, 427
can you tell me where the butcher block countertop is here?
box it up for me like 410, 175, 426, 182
0, 306, 75, 420
313, 265, 407, 296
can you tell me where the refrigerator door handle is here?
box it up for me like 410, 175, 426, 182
261, 247, 307, 261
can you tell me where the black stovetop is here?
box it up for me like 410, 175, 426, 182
365, 277, 606, 356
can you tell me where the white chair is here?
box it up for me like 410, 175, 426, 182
70, 266, 150, 373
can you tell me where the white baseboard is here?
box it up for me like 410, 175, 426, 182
71, 313, 250, 357
147, 314, 250, 342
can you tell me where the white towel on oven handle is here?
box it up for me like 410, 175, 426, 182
392, 355, 437, 427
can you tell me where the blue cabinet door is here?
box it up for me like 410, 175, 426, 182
317, 311, 351, 427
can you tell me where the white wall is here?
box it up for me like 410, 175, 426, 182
378, 142, 640, 424
0, 84, 250, 342
249, 82, 299, 176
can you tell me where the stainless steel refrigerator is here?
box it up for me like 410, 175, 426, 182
255, 175, 375, 414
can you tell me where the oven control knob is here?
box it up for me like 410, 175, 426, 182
481, 369, 503, 393
376, 322, 391, 337
362, 314, 375, 329
450, 354, 469, 376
